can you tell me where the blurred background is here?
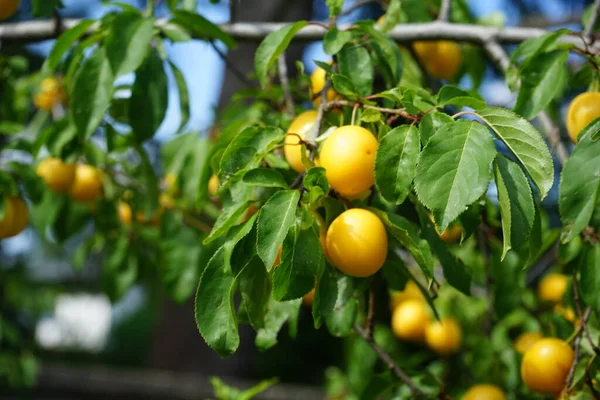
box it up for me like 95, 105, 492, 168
0, 0, 593, 398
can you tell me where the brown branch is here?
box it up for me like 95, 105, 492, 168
565, 307, 591, 394
354, 324, 426, 398
325, 100, 417, 121
209, 41, 254, 88
573, 272, 600, 356
277, 54, 295, 117
584, 0, 600, 40
364, 282, 375, 338
438, 0, 452, 22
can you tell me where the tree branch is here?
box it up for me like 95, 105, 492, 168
277, 54, 295, 117
438, 0, 452, 22
0, 19, 598, 52
572, 272, 600, 356
325, 99, 417, 121
565, 306, 591, 393
482, 39, 570, 165
583, 0, 600, 40
354, 324, 426, 398
364, 282, 375, 339
209, 41, 255, 88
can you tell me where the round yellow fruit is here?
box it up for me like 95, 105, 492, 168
424, 317, 462, 355
0, 197, 28, 238
413, 41, 462, 80
118, 202, 133, 225
554, 305, 576, 323
208, 174, 220, 196
36, 157, 76, 193
463, 384, 506, 400
537, 273, 568, 303
284, 110, 318, 173
437, 224, 462, 243
319, 125, 377, 198
34, 77, 65, 111
326, 208, 387, 277
515, 331, 543, 354
391, 299, 431, 341
303, 288, 315, 307
70, 164, 103, 203
0, 0, 20, 20
310, 64, 337, 106
566, 92, 600, 143
159, 193, 175, 209
389, 281, 424, 311
521, 338, 574, 395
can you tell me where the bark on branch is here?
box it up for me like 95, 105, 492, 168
0, 19, 597, 53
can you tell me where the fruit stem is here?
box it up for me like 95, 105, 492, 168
351, 103, 360, 126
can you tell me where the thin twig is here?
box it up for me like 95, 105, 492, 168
583, 0, 600, 40
308, 64, 336, 157
337, 0, 381, 20
437, 0, 452, 22
482, 39, 569, 165
565, 307, 591, 393
354, 324, 426, 398
364, 283, 375, 339
209, 41, 254, 88
572, 272, 600, 356
277, 54, 295, 117
325, 99, 417, 121
586, 358, 600, 400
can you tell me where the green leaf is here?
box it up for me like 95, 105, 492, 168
257, 190, 300, 270
326, 299, 358, 337
579, 244, 600, 311
338, 43, 373, 97
171, 10, 236, 48
71, 47, 114, 139
254, 21, 307, 87
204, 201, 255, 244
559, 118, 600, 242
360, 108, 381, 123
437, 85, 486, 109
243, 168, 288, 189
379, 0, 403, 32
476, 106, 554, 200
331, 74, 359, 99
43, 19, 95, 73
419, 112, 453, 147
303, 167, 329, 205
238, 256, 271, 330
160, 214, 213, 304
32, 0, 63, 17
324, 26, 353, 55
326, 0, 344, 18
513, 50, 568, 120
159, 22, 192, 42
255, 298, 302, 350
371, 210, 435, 280
493, 155, 535, 260
219, 126, 284, 185
415, 119, 496, 231
129, 50, 168, 142
509, 29, 568, 64
312, 262, 340, 328
0, 122, 24, 135
105, 12, 154, 77
375, 125, 419, 205
169, 61, 190, 133
195, 221, 256, 357
357, 23, 403, 87
272, 224, 321, 301
417, 208, 472, 295
103, 237, 138, 301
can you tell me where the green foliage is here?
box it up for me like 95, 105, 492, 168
3, 3, 600, 398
